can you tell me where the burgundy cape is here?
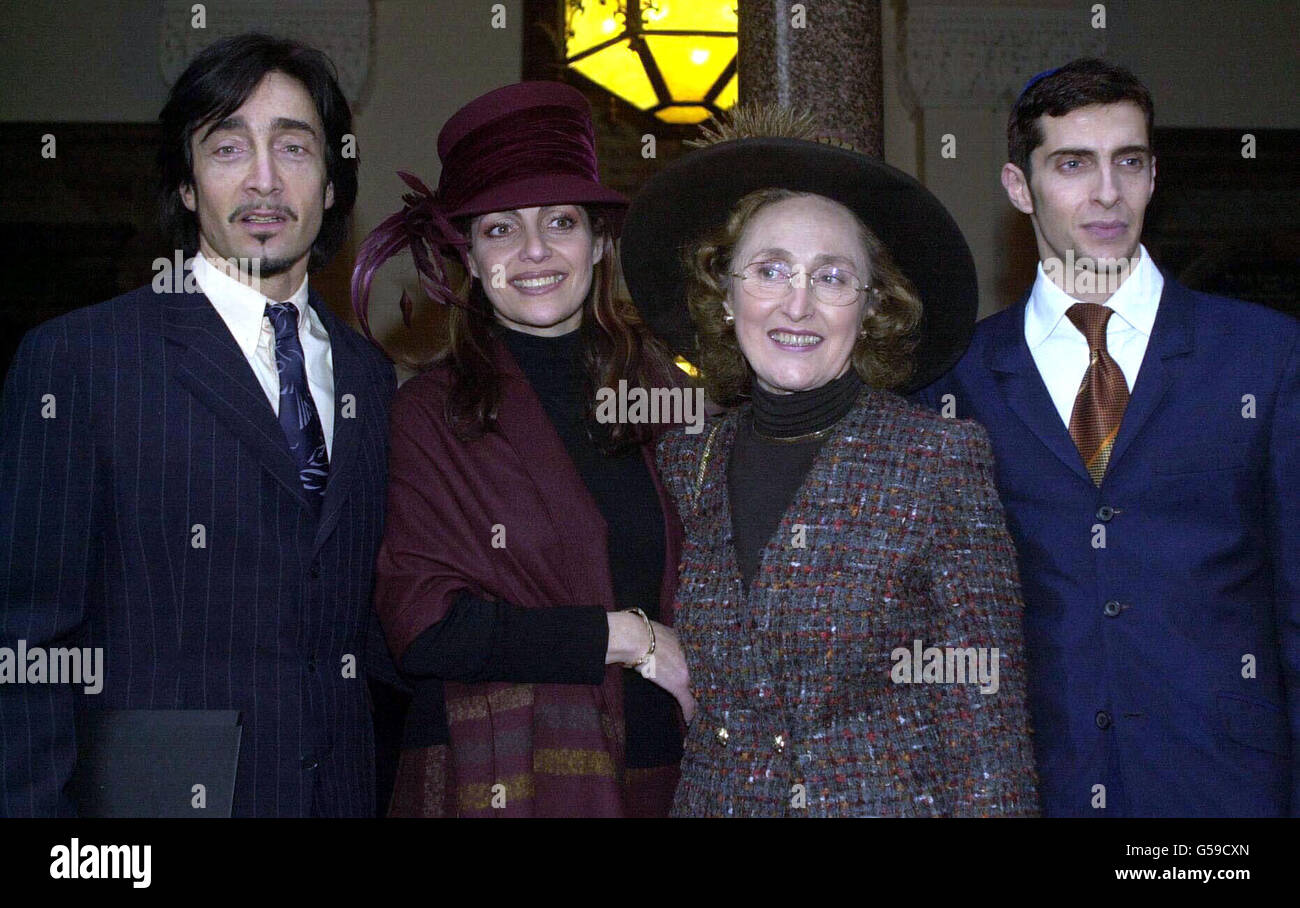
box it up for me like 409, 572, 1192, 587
375, 340, 684, 817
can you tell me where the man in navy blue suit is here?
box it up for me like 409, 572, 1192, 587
0, 34, 396, 816
916, 58, 1297, 816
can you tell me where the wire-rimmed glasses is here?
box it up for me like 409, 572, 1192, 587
729, 261, 879, 306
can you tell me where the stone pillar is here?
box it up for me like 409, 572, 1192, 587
738, 0, 883, 157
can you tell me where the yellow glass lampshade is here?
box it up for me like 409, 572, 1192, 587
564, 1, 738, 124
568, 43, 660, 110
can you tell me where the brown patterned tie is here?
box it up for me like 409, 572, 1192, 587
1066, 303, 1129, 485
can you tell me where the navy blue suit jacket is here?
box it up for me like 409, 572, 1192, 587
915, 277, 1298, 816
0, 280, 396, 817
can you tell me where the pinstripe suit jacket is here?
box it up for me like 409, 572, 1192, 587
0, 280, 396, 817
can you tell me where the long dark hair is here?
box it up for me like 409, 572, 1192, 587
157, 32, 357, 270
445, 211, 679, 454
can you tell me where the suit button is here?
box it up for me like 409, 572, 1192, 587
1096, 505, 1115, 521
308, 563, 321, 579
715, 727, 729, 746
301, 758, 319, 771
1103, 600, 1123, 617
773, 734, 787, 753
1095, 710, 1112, 730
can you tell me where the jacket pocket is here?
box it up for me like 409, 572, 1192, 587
1153, 440, 1250, 476
1216, 692, 1289, 756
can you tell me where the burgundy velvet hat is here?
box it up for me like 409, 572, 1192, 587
433, 81, 628, 221
351, 81, 626, 340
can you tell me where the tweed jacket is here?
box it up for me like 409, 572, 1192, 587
655, 386, 1039, 816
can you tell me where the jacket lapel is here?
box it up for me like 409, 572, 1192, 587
641, 442, 684, 627
161, 285, 317, 513
985, 301, 1094, 485
309, 293, 366, 556
1107, 278, 1195, 471
691, 410, 746, 596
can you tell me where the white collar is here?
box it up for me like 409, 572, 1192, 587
1025, 243, 1163, 349
191, 251, 311, 358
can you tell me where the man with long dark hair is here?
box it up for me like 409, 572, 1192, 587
0, 33, 395, 816
917, 58, 1297, 817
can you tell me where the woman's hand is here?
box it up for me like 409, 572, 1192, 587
605, 613, 696, 723
642, 623, 696, 723
605, 610, 653, 665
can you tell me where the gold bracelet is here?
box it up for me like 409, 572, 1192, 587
622, 607, 656, 668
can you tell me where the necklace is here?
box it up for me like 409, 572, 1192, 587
748, 415, 840, 444
747, 371, 861, 443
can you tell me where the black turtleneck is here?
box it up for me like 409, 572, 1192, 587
399, 325, 681, 769
497, 325, 667, 631
729, 367, 864, 590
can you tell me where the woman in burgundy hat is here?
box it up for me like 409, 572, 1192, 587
352, 81, 692, 817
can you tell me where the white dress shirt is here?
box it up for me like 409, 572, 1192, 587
191, 252, 335, 457
1024, 244, 1164, 428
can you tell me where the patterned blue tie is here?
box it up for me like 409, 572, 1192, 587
264, 302, 329, 499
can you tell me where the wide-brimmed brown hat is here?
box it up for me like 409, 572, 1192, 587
620, 127, 979, 394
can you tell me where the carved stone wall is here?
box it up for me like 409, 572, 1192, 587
159, 0, 374, 106
899, 4, 1106, 113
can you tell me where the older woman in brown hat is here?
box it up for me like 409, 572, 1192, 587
353, 81, 692, 817
621, 111, 1039, 816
